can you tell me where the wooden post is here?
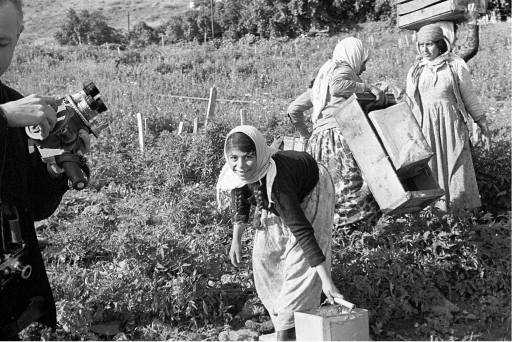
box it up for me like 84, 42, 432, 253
240, 109, 247, 125
193, 118, 198, 134
210, 0, 215, 40
127, 12, 131, 45
136, 113, 144, 153
405, 34, 410, 46
205, 87, 217, 128
178, 121, 184, 135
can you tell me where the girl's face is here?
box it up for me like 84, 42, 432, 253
418, 41, 440, 61
227, 148, 257, 182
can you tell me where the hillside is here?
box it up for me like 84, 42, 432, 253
20, 0, 190, 43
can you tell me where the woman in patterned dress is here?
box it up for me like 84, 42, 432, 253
287, 37, 387, 230
406, 24, 490, 212
217, 125, 344, 340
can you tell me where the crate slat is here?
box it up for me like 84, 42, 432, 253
398, 0, 444, 15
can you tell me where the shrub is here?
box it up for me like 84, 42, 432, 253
55, 9, 124, 46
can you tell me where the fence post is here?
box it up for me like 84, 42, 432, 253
178, 121, 184, 135
136, 113, 144, 153
193, 118, 198, 134
240, 109, 247, 125
205, 87, 217, 128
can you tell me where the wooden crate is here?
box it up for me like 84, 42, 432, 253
282, 136, 308, 152
368, 102, 433, 179
294, 308, 370, 341
333, 94, 444, 215
397, 0, 488, 31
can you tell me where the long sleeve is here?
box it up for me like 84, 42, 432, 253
230, 185, 252, 224
329, 64, 366, 97
270, 152, 324, 267
455, 62, 485, 122
287, 89, 312, 125
458, 24, 479, 63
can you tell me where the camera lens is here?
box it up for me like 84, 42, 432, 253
95, 98, 108, 113
83, 82, 100, 98
85, 95, 99, 111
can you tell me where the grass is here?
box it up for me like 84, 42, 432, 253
2, 19, 510, 341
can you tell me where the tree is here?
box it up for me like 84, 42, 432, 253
130, 21, 159, 46
55, 9, 124, 46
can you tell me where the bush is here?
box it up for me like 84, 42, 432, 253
473, 127, 511, 218
55, 9, 124, 46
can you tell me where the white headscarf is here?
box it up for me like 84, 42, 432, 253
216, 125, 278, 209
435, 21, 456, 45
311, 37, 371, 123
431, 21, 470, 71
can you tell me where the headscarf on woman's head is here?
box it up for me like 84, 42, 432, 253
216, 125, 278, 208
432, 20, 470, 71
310, 37, 371, 123
412, 24, 454, 85
332, 37, 372, 75
434, 21, 455, 45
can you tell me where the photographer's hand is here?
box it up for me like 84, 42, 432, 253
0, 95, 58, 139
78, 129, 91, 155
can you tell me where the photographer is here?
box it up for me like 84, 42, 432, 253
0, 0, 89, 339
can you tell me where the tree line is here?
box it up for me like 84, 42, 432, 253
54, 0, 510, 46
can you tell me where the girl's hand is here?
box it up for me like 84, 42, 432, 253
229, 240, 242, 267
315, 262, 345, 304
321, 280, 345, 305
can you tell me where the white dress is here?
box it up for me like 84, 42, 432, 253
407, 60, 484, 212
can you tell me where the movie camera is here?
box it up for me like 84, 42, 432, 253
26, 82, 108, 190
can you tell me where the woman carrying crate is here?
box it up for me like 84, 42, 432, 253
406, 24, 490, 212
287, 37, 387, 231
217, 125, 344, 341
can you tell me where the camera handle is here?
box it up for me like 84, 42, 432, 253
54, 153, 90, 190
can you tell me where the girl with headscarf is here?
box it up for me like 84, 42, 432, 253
217, 125, 344, 341
406, 24, 490, 213
287, 37, 386, 231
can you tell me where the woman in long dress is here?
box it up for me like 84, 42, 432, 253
406, 24, 490, 212
217, 125, 344, 340
287, 37, 387, 230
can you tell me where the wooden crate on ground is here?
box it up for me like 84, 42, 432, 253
294, 308, 370, 341
333, 93, 444, 215
397, 0, 488, 30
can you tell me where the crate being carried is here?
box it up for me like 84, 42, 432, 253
397, 0, 488, 31
333, 93, 444, 216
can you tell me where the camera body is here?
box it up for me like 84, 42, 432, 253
26, 82, 108, 190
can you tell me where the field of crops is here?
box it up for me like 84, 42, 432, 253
3, 20, 510, 341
